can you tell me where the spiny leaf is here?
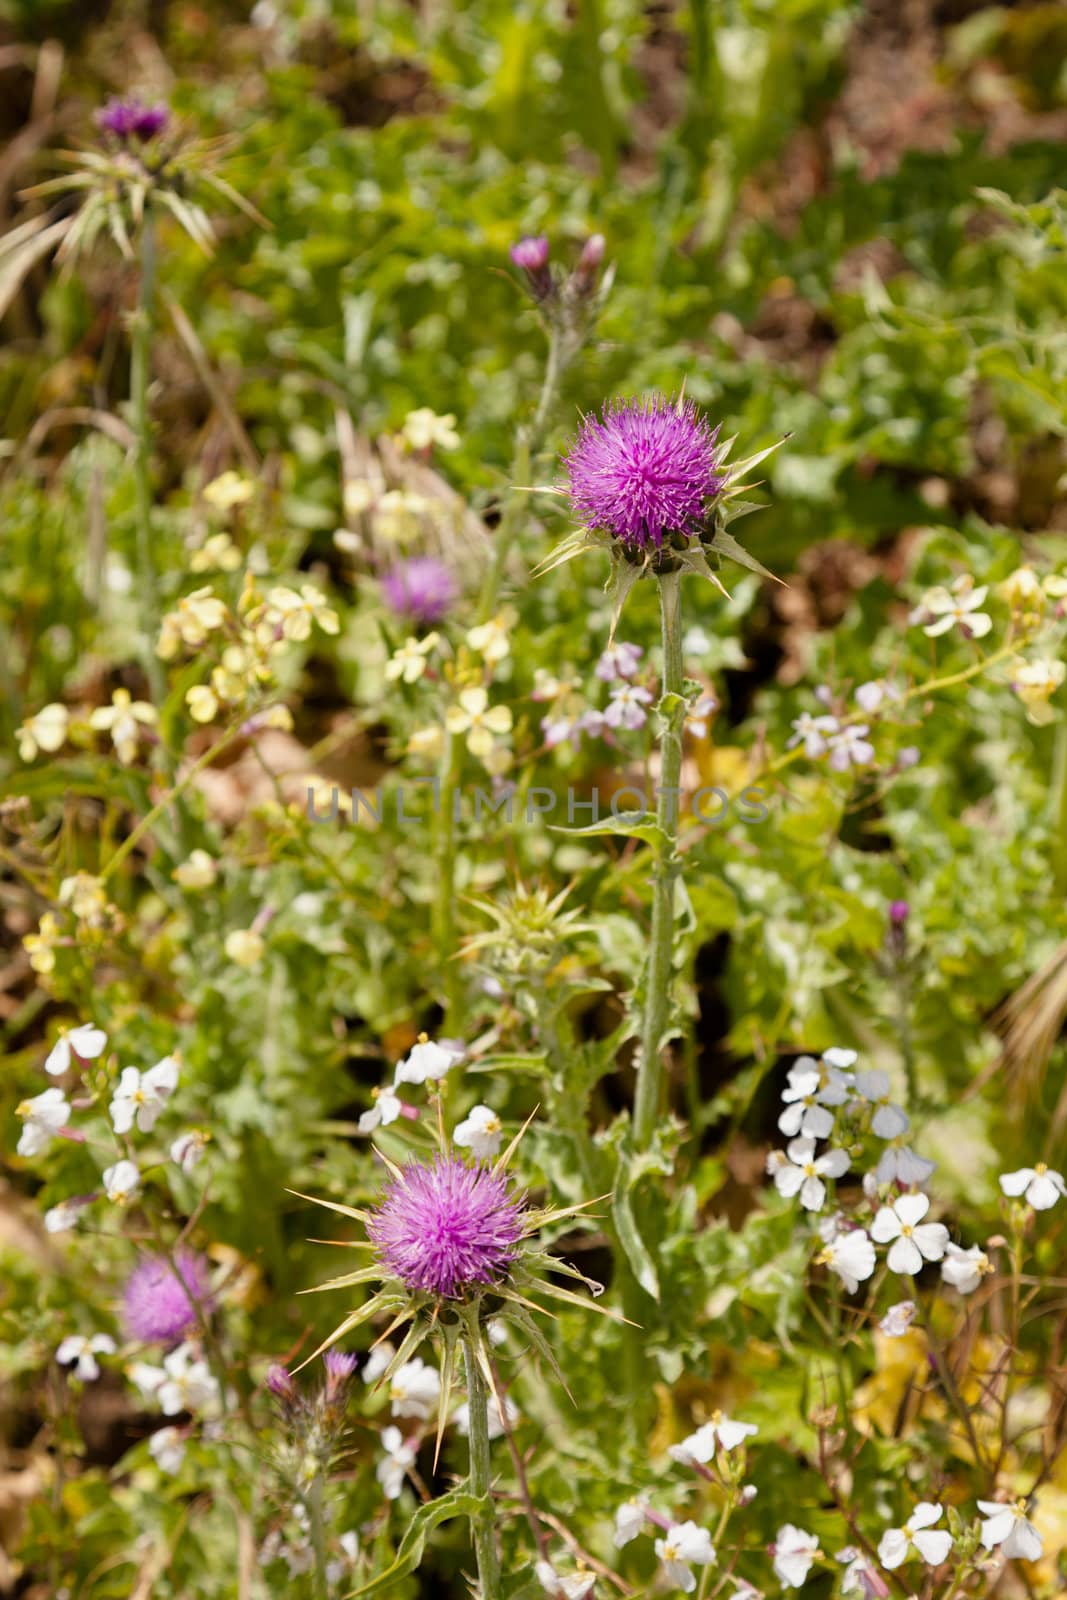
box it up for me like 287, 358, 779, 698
708, 528, 784, 584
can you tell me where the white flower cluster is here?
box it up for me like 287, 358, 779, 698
369, 1340, 517, 1500
357, 1034, 466, 1133
787, 680, 922, 776
356, 1035, 506, 1160
612, 1411, 758, 1591
15, 1022, 207, 1235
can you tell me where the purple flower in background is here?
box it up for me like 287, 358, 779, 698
889, 900, 909, 927
510, 235, 552, 300
323, 1349, 358, 1399
97, 97, 170, 143
381, 558, 457, 627
266, 1363, 296, 1399
574, 232, 606, 292
510, 235, 549, 273
604, 683, 653, 731
123, 1249, 213, 1343
369, 1154, 525, 1299
565, 395, 725, 551
827, 724, 875, 772
595, 641, 643, 683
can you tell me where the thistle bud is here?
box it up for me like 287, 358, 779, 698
510, 235, 553, 302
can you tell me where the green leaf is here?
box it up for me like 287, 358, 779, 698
345, 1489, 482, 1598
552, 811, 668, 848
708, 528, 782, 583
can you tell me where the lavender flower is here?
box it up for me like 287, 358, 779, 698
573, 232, 606, 293
381, 558, 457, 627
266, 1363, 296, 1400
369, 1154, 525, 1299
323, 1349, 358, 1398
96, 97, 170, 143
123, 1249, 213, 1343
565, 396, 725, 551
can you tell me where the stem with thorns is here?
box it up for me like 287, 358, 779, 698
633, 567, 685, 1149
462, 1323, 502, 1600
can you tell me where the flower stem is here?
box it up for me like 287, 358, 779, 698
130, 214, 166, 709
306, 1475, 330, 1600
477, 326, 563, 622
462, 1328, 501, 1600
432, 728, 462, 1033
633, 567, 685, 1149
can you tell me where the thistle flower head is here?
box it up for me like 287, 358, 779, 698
565, 395, 725, 551
510, 235, 549, 273
292, 1132, 620, 1468
123, 1249, 213, 1343
322, 1348, 358, 1400
381, 558, 457, 627
368, 1154, 524, 1299
266, 1363, 296, 1399
96, 97, 170, 143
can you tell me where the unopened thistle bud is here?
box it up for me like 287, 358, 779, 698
573, 232, 606, 294
510, 235, 553, 302
96, 97, 170, 143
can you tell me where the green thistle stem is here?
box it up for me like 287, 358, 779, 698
477, 325, 563, 622
461, 1327, 501, 1600
130, 215, 166, 708
432, 729, 462, 1032
305, 1475, 330, 1600
633, 567, 685, 1149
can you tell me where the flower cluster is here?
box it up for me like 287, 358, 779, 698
157, 573, 338, 725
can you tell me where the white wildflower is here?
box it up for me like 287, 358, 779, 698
999, 1164, 1066, 1212
941, 1243, 993, 1295
109, 1056, 179, 1134
773, 1136, 850, 1211
871, 1193, 948, 1275
773, 1525, 820, 1588
102, 1159, 141, 1205
855, 1070, 909, 1138
15, 1086, 71, 1156
668, 1411, 757, 1464
453, 1104, 503, 1159
376, 1425, 415, 1499
977, 1499, 1042, 1561
878, 1502, 953, 1569
44, 1023, 107, 1077
654, 1520, 716, 1594
56, 1333, 116, 1382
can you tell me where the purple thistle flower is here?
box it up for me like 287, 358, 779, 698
510, 235, 553, 301
97, 97, 170, 143
368, 1154, 525, 1299
323, 1348, 358, 1399
510, 235, 549, 273
889, 900, 909, 926
381, 558, 457, 627
565, 395, 725, 551
573, 233, 606, 294
122, 1249, 213, 1343
267, 1363, 296, 1399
